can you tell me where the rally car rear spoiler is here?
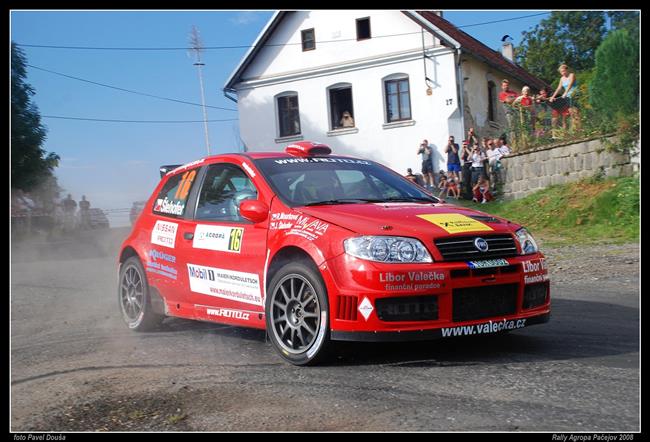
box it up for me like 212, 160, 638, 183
159, 165, 182, 178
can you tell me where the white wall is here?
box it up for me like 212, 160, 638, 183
234, 11, 463, 176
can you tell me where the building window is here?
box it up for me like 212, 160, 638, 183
487, 81, 497, 122
276, 93, 301, 137
384, 77, 411, 122
356, 17, 371, 40
301, 28, 315, 51
328, 84, 355, 130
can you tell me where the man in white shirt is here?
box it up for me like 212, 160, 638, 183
470, 146, 487, 187
497, 138, 511, 157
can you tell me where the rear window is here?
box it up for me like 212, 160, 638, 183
152, 168, 198, 218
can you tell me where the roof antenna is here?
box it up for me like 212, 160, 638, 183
189, 26, 211, 156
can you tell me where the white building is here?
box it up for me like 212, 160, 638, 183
224, 10, 546, 175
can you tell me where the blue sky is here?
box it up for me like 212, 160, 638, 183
11, 10, 551, 226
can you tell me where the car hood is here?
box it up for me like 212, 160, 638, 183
298, 202, 519, 239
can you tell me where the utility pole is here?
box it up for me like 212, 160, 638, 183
189, 26, 211, 156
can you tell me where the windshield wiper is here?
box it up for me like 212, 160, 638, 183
381, 196, 438, 203
304, 196, 437, 206
303, 198, 375, 206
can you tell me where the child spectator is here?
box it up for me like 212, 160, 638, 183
446, 176, 460, 199
473, 175, 493, 204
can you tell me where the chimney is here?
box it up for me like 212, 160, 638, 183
502, 41, 514, 62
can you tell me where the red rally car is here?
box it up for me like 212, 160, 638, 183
118, 141, 550, 365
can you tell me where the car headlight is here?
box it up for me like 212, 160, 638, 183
515, 228, 539, 255
344, 236, 433, 263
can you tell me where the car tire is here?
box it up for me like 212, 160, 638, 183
265, 260, 331, 366
118, 256, 163, 331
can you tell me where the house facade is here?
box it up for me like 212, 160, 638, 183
224, 10, 546, 175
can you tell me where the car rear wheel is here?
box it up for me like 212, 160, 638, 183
266, 261, 330, 365
118, 256, 163, 331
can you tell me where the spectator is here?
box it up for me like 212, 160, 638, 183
444, 135, 461, 182
460, 141, 473, 199
62, 194, 77, 232
534, 87, 553, 137
340, 110, 355, 128
473, 175, 493, 204
417, 139, 435, 190
466, 127, 479, 148
514, 85, 535, 137
486, 142, 502, 192
405, 168, 417, 183
469, 145, 487, 187
497, 137, 511, 157
79, 195, 91, 229
446, 176, 460, 199
550, 64, 581, 132
499, 79, 519, 144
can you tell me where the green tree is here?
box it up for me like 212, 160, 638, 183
589, 30, 639, 117
608, 11, 640, 42
11, 41, 60, 191
516, 11, 607, 84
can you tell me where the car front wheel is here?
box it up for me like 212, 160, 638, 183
265, 261, 330, 365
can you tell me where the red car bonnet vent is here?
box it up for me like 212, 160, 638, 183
285, 141, 332, 157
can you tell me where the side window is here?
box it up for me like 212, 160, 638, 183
195, 164, 258, 222
384, 76, 412, 122
152, 168, 198, 218
276, 93, 301, 137
301, 28, 315, 51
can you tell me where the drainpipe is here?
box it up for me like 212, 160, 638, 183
455, 48, 466, 140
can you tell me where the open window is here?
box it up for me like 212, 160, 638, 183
328, 84, 355, 130
356, 17, 371, 40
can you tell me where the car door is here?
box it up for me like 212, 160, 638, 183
145, 165, 202, 317
177, 161, 268, 328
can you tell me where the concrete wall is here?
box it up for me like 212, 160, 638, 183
501, 136, 637, 200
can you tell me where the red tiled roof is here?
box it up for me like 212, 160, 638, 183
413, 11, 548, 91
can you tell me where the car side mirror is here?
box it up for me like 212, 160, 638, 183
240, 199, 269, 224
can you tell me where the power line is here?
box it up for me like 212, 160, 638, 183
14, 13, 551, 51
27, 64, 238, 112
42, 115, 239, 123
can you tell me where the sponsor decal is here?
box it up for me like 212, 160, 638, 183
358, 297, 374, 321
286, 216, 329, 241
379, 271, 445, 291
193, 225, 244, 253
417, 213, 494, 234
206, 307, 251, 321
524, 274, 550, 285
187, 263, 262, 306
151, 220, 178, 248
146, 249, 178, 280
169, 158, 205, 175
467, 258, 510, 269
441, 318, 527, 337
522, 258, 547, 273
274, 157, 371, 165
154, 197, 185, 216
241, 161, 256, 178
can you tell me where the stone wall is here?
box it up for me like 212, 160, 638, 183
501, 136, 637, 200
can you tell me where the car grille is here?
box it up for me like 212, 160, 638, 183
452, 284, 518, 322
375, 295, 438, 322
434, 234, 518, 261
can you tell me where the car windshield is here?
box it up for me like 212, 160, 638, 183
254, 156, 439, 207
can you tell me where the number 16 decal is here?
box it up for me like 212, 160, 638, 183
229, 228, 244, 252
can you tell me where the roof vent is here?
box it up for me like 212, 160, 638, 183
285, 141, 332, 157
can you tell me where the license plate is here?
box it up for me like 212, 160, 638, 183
467, 259, 510, 269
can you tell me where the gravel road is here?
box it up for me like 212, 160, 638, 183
10, 228, 640, 432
